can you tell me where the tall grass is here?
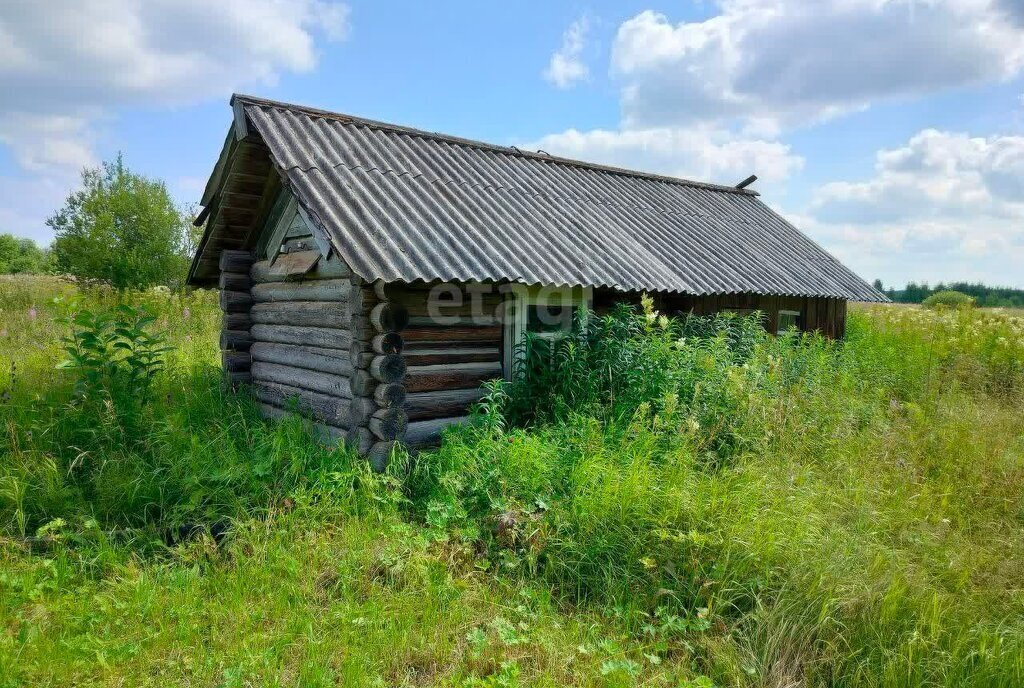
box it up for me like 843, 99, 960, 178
2, 276, 1022, 686
404, 298, 1024, 686
0, 276, 355, 535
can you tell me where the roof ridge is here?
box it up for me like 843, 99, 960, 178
231, 93, 759, 197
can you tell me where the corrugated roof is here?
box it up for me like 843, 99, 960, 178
225, 94, 885, 301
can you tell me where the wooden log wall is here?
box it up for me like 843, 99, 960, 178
355, 283, 505, 458
347, 280, 414, 471
219, 250, 254, 387
247, 254, 357, 443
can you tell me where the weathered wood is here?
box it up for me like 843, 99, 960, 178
405, 362, 503, 393
405, 416, 471, 446
249, 342, 352, 377
346, 427, 373, 455
221, 350, 250, 372
219, 271, 251, 292
251, 279, 353, 303
219, 249, 254, 273
373, 280, 406, 302
348, 397, 378, 427
250, 301, 349, 328
220, 290, 252, 313
374, 383, 407, 408
223, 312, 251, 330
250, 256, 351, 283
369, 354, 407, 383
220, 329, 254, 352
250, 324, 351, 350
400, 339, 503, 351
406, 315, 498, 327
369, 407, 408, 441
251, 361, 352, 399
369, 302, 409, 333
367, 441, 398, 472
403, 347, 499, 367
402, 325, 502, 344
218, 270, 249, 290
258, 403, 347, 444
371, 332, 404, 355
366, 281, 502, 304
349, 369, 376, 397
404, 388, 485, 421
379, 293, 504, 316
268, 250, 320, 279
253, 381, 351, 428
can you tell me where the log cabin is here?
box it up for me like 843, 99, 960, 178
188, 94, 885, 468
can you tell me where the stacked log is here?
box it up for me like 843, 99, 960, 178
243, 271, 507, 464
389, 284, 505, 450
352, 280, 411, 471
219, 250, 254, 386
248, 255, 356, 445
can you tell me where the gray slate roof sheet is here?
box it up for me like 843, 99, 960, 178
236, 94, 885, 301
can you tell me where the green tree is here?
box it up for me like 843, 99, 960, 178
48, 155, 190, 289
0, 234, 50, 274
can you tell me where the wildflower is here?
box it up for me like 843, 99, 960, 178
645, 311, 659, 324
657, 314, 669, 329
675, 337, 687, 349
182, 307, 191, 320
28, 306, 38, 320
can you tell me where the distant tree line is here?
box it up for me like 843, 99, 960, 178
0, 234, 51, 274
873, 279, 1024, 308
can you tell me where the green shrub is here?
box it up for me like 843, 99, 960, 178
47, 154, 191, 289
922, 289, 975, 309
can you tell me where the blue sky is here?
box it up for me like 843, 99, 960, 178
2, 0, 1023, 288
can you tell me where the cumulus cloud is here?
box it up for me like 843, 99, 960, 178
543, 16, 590, 89
531, 0, 1024, 192
611, 1, 1024, 131
0, 0, 349, 177
530, 124, 803, 188
807, 130, 1024, 285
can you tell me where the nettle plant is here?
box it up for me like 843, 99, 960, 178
56, 300, 172, 402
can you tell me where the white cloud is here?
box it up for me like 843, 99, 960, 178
0, 1, 349, 116
530, 124, 803, 189
543, 16, 590, 89
0, 0, 348, 241
531, 0, 1024, 194
528, 1, 1024, 283
611, 2, 1024, 131
0, 114, 97, 175
806, 130, 1024, 286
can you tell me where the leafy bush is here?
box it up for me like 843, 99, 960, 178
57, 301, 171, 402
922, 289, 975, 309
48, 154, 192, 289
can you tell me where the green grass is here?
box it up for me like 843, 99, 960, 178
1, 275, 1023, 686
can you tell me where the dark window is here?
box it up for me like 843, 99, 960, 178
777, 310, 802, 334
527, 304, 576, 336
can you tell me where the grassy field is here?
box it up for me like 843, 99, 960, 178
1, 275, 1023, 687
